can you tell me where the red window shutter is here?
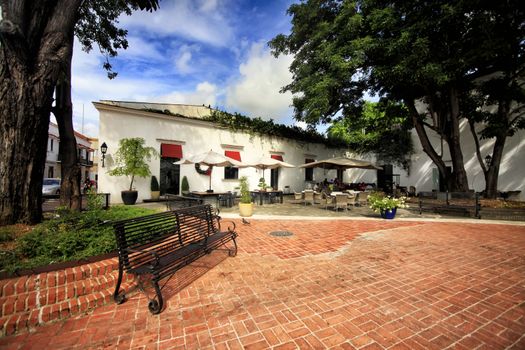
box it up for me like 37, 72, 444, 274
271, 154, 283, 161
161, 144, 183, 158
225, 151, 241, 162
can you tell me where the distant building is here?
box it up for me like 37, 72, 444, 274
45, 123, 96, 182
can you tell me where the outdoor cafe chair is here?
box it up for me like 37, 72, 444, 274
357, 191, 369, 206
335, 194, 349, 211
292, 192, 303, 204
313, 191, 323, 204
303, 190, 315, 206
347, 194, 357, 208
321, 192, 334, 210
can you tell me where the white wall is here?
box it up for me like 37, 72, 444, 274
96, 104, 372, 203
392, 120, 525, 199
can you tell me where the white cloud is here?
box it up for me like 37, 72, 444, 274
174, 45, 200, 74
154, 82, 218, 106
176, 51, 192, 73
120, 0, 234, 47
198, 0, 219, 12
123, 36, 165, 61
295, 121, 308, 130
225, 42, 294, 121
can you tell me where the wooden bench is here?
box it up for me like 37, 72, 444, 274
112, 204, 237, 314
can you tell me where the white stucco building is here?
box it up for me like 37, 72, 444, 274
45, 122, 96, 182
95, 101, 377, 203
389, 121, 524, 200
95, 100, 524, 203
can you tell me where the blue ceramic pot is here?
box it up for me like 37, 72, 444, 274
380, 207, 397, 219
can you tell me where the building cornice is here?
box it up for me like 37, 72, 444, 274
93, 101, 226, 130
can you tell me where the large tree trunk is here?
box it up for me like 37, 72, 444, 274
54, 33, 82, 210
445, 87, 470, 192
0, 0, 82, 225
406, 101, 450, 186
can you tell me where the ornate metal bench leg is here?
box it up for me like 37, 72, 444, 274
229, 237, 238, 257
113, 265, 126, 304
148, 279, 163, 315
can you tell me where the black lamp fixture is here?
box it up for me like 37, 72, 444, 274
100, 142, 108, 167
484, 154, 492, 168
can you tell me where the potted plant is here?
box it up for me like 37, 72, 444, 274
238, 176, 253, 217
150, 176, 160, 200
181, 176, 190, 195
108, 138, 158, 205
368, 191, 408, 219
258, 177, 268, 191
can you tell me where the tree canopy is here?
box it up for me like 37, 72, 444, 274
327, 101, 413, 167
270, 0, 524, 194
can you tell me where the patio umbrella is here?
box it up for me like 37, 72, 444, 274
175, 150, 247, 191
248, 156, 295, 182
298, 156, 382, 170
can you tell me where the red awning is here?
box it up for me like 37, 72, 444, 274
271, 154, 283, 161
225, 150, 241, 162
161, 144, 183, 158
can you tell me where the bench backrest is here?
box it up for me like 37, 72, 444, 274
113, 204, 218, 271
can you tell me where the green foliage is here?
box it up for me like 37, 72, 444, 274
86, 188, 104, 212
258, 177, 269, 190
108, 138, 158, 191
328, 101, 413, 167
0, 227, 16, 243
1, 206, 157, 273
239, 176, 252, 204
181, 176, 190, 193
270, 0, 524, 190
150, 176, 160, 191
368, 192, 408, 212
204, 110, 349, 148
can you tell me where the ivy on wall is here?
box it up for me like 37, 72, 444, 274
142, 108, 349, 148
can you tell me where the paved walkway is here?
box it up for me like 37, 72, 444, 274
1, 219, 524, 349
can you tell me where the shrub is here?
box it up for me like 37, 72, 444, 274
239, 176, 251, 204
1, 205, 157, 273
150, 176, 160, 191
181, 176, 189, 193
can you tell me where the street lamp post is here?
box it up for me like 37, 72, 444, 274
100, 142, 108, 167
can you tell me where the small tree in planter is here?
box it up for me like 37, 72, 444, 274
181, 176, 190, 195
238, 176, 253, 217
150, 176, 160, 200
109, 138, 158, 205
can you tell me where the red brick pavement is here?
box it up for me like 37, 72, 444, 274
1, 220, 524, 349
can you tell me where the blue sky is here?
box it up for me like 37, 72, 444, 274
69, 0, 303, 137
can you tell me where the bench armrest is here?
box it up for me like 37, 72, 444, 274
225, 220, 236, 233
125, 247, 161, 270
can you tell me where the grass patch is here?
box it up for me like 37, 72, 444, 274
0, 205, 158, 274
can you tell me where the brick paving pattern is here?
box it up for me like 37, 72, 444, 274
1, 220, 524, 349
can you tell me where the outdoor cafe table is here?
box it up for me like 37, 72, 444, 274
250, 190, 284, 205
187, 191, 230, 207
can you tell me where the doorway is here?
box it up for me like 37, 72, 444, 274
160, 157, 180, 195
270, 168, 279, 190
377, 164, 393, 193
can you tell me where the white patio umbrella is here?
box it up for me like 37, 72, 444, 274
175, 150, 248, 191
248, 156, 295, 182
